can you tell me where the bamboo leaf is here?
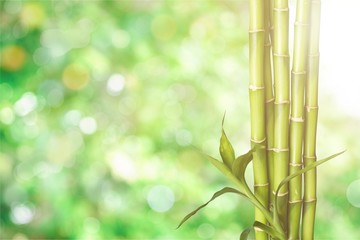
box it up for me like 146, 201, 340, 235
274, 150, 346, 222
253, 221, 283, 240
219, 114, 235, 168
203, 154, 244, 190
177, 187, 245, 229
239, 227, 251, 240
231, 148, 256, 180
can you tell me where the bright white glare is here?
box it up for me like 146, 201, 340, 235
107, 152, 136, 182
14, 92, 37, 116
347, 179, 360, 208
0, 107, 15, 125
146, 185, 175, 213
320, 0, 360, 117
79, 117, 97, 135
10, 204, 34, 225
106, 74, 125, 96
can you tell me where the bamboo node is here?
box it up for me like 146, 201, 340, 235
305, 105, 318, 112
273, 191, 288, 196
304, 198, 317, 203
274, 100, 290, 105
254, 183, 269, 187
289, 162, 302, 167
273, 53, 290, 58
273, 7, 289, 12
266, 98, 275, 103
290, 117, 304, 122
249, 85, 265, 91
289, 199, 303, 204
303, 155, 316, 160
273, 148, 289, 153
248, 29, 265, 33
292, 70, 306, 75
251, 138, 266, 144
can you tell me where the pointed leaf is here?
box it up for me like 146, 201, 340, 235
196, 148, 275, 228
240, 227, 251, 240
219, 114, 235, 168
274, 150, 346, 222
253, 221, 284, 240
177, 187, 244, 229
231, 148, 256, 180
203, 153, 244, 190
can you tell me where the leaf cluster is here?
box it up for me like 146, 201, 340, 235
177, 117, 345, 239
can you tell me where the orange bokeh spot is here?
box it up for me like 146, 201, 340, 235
0, 45, 27, 71
62, 64, 90, 90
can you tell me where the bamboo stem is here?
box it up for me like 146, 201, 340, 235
288, 0, 311, 239
249, 1, 269, 239
272, 0, 290, 232
302, 1, 321, 239
264, 0, 275, 214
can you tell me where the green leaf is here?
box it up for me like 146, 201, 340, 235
253, 221, 284, 240
274, 150, 346, 223
240, 227, 251, 240
231, 148, 256, 180
177, 187, 244, 229
202, 153, 244, 190
219, 114, 235, 168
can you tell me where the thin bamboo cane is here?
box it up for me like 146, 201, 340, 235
264, 0, 275, 214
288, 0, 311, 239
272, 0, 290, 232
249, 1, 269, 239
302, 1, 321, 239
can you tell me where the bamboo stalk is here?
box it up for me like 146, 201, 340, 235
264, 0, 275, 214
249, 1, 269, 239
288, 0, 311, 239
302, 1, 321, 239
272, 0, 290, 232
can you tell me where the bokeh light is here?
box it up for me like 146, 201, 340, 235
347, 179, 360, 208
1, 1, 359, 239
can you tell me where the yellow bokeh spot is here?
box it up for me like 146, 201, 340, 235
151, 15, 177, 41
20, 3, 45, 29
62, 64, 89, 90
0, 45, 27, 71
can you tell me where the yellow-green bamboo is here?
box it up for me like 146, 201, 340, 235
272, 0, 290, 232
288, 0, 311, 239
302, 1, 321, 239
249, 1, 269, 239
264, 0, 275, 214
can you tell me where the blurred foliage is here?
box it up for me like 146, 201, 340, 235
0, 0, 359, 239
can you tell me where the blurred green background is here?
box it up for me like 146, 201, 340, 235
1, 0, 359, 239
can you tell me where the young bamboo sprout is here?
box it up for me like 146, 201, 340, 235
288, 0, 311, 239
249, 0, 269, 239
264, 0, 275, 213
272, 0, 290, 231
302, 0, 321, 239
